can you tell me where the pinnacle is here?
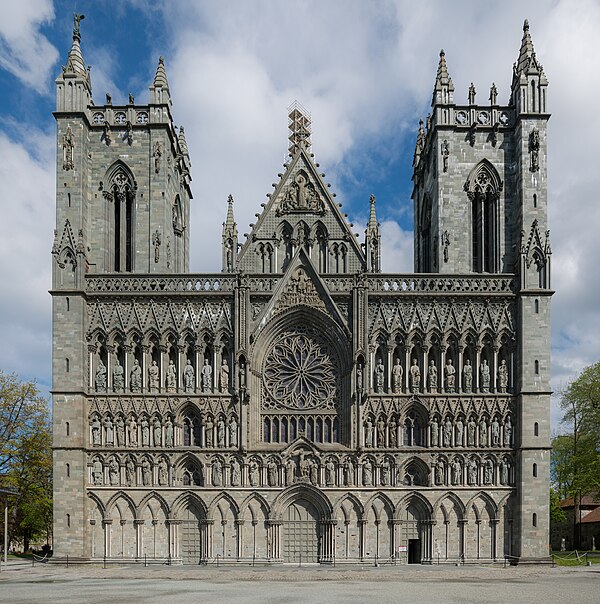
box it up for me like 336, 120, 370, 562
225, 194, 236, 227
367, 194, 379, 229
515, 17, 537, 76
64, 14, 87, 79
178, 126, 189, 156
153, 56, 169, 89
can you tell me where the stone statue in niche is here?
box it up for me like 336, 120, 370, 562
217, 418, 225, 447
211, 459, 222, 487
309, 460, 318, 486
467, 417, 476, 447
125, 457, 135, 486
410, 358, 421, 393
388, 418, 397, 447
229, 416, 238, 448
62, 125, 74, 171
108, 457, 119, 485
183, 359, 195, 393
325, 459, 336, 486
364, 417, 374, 447
392, 358, 403, 393
445, 359, 456, 393
480, 359, 490, 393
377, 418, 386, 448
128, 416, 137, 446
428, 360, 438, 393
343, 458, 354, 486
141, 417, 150, 447
91, 416, 101, 446
479, 417, 488, 447
166, 360, 177, 392
130, 359, 142, 392
463, 359, 473, 393
503, 416, 512, 446
267, 459, 278, 486
381, 459, 390, 486
441, 139, 449, 173
205, 416, 214, 447
375, 359, 385, 393
153, 417, 162, 447
148, 360, 159, 393
498, 360, 509, 393
249, 460, 260, 486
484, 459, 494, 485
231, 458, 241, 486
93, 458, 103, 485
158, 458, 168, 486
239, 362, 247, 391
285, 457, 296, 486
165, 417, 174, 447
435, 459, 444, 485
201, 358, 212, 392
362, 459, 373, 486
491, 417, 500, 446
356, 364, 363, 394
112, 360, 124, 393
141, 457, 152, 486
468, 458, 478, 485
104, 416, 114, 446
219, 358, 229, 393
95, 360, 107, 393
443, 417, 452, 447
153, 141, 162, 174
430, 417, 439, 447
529, 128, 540, 172
116, 416, 125, 447
455, 417, 464, 447
451, 458, 461, 485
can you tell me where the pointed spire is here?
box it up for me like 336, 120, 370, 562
178, 126, 189, 156
153, 56, 169, 89
222, 194, 238, 273
64, 13, 88, 80
515, 19, 536, 76
225, 194, 236, 228
367, 194, 379, 230
365, 194, 381, 273
413, 119, 426, 168
432, 49, 454, 106
149, 56, 171, 105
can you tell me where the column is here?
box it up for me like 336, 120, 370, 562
475, 346, 481, 393
440, 347, 446, 394
106, 346, 113, 392
358, 518, 367, 561
141, 345, 149, 391
390, 519, 401, 559
386, 346, 393, 392
195, 346, 201, 391
160, 345, 168, 391
178, 345, 185, 391
490, 518, 499, 561
103, 519, 113, 558
135, 519, 144, 558
459, 519, 467, 561
404, 348, 410, 392
492, 347, 499, 393
88, 346, 95, 390
235, 519, 244, 560
124, 345, 131, 392
421, 349, 427, 394
457, 347, 463, 392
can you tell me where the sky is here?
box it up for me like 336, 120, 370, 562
0, 0, 598, 432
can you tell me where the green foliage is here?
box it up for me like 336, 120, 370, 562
0, 371, 52, 550
550, 488, 566, 523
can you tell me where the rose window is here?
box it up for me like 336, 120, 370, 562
263, 330, 337, 410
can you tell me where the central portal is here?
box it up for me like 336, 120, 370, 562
283, 499, 319, 563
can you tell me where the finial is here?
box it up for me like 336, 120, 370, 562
159, 56, 164, 65
227, 194, 234, 205
523, 19, 529, 32
288, 101, 311, 154
440, 49, 445, 57
370, 193, 376, 205
73, 13, 85, 40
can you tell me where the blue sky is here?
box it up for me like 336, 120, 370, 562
0, 0, 599, 431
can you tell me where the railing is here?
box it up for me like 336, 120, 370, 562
85, 275, 236, 294
367, 274, 516, 295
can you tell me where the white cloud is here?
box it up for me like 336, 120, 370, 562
0, 0, 58, 93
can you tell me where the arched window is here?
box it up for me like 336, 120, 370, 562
466, 161, 501, 273
534, 422, 539, 436
532, 513, 537, 527
533, 463, 538, 477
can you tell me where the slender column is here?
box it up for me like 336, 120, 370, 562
386, 346, 393, 392
135, 519, 144, 558
195, 345, 201, 391
422, 349, 427, 393
106, 346, 113, 391
490, 518, 499, 560
103, 519, 113, 558
141, 345, 149, 391
358, 519, 367, 560
457, 347, 463, 392
124, 345, 130, 392
235, 519, 244, 560
178, 345, 184, 391
159, 345, 167, 391
459, 519, 467, 560
475, 346, 481, 393
440, 347, 446, 393
391, 519, 401, 559
404, 348, 410, 392
492, 347, 499, 393
88, 346, 95, 390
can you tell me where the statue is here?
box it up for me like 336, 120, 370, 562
377, 418, 386, 448
463, 359, 473, 393
148, 360, 159, 393
445, 358, 456, 393
201, 358, 212, 392
130, 359, 141, 392
249, 460, 260, 486
116, 415, 125, 447
468, 458, 478, 485
153, 141, 162, 174
388, 419, 397, 448
455, 417, 464, 447
381, 459, 390, 486
93, 458, 103, 485
219, 358, 229, 393
364, 417, 374, 447
392, 358, 403, 393
467, 417, 476, 446
128, 416, 137, 446
141, 457, 152, 486
451, 458, 461, 485
165, 417, 174, 447
430, 417, 439, 447
325, 459, 335, 486
443, 417, 452, 447
153, 417, 162, 447
183, 359, 195, 393
125, 457, 135, 486
343, 458, 354, 486
435, 459, 444, 485
356, 364, 363, 393
285, 457, 296, 485
205, 416, 214, 447
158, 458, 168, 486
141, 417, 150, 446
112, 360, 124, 392
95, 359, 107, 392
104, 416, 114, 446
410, 358, 420, 393
309, 460, 318, 485
267, 459, 278, 486
500, 458, 509, 485
503, 416, 512, 446
362, 459, 372, 486
479, 417, 488, 447
375, 358, 385, 393
239, 362, 247, 391
231, 458, 241, 486
498, 359, 509, 393
211, 459, 222, 486
491, 417, 500, 446
91, 416, 101, 446
217, 419, 225, 447
166, 359, 177, 392
480, 359, 490, 393
427, 360, 438, 392
484, 459, 494, 485
228, 416, 238, 448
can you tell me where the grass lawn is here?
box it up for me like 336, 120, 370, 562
551, 551, 600, 566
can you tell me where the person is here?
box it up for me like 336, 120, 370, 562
153, 416, 162, 446
364, 417, 374, 447
410, 358, 420, 393
95, 359, 107, 392
428, 360, 438, 392
130, 359, 142, 392
166, 360, 177, 392
325, 459, 335, 486
268, 459, 278, 486
141, 417, 150, 446
343, 458, 354, 486
158, 458, 168, 486
91, 415, 101, 446
480, 359, 490, 393
128, 416, 137, 446
217, 418, 225, 447
430, 417, 439, 447
184, 359, 195, 393
93, 458, 103, 485
356, 364, 363, 393
463, 359, 473, 393
375, 359, 385, 393
498, 359, 509, 393
231, 458, 241, 486
228, 416, 238, 448
392, 358, 403, 393
219, 358, 229, 393
443, 417, 452, 447
503, 416, 512, 446
165, 417, 174, 447
148, 360, 159, 392
113, 360, 124, 392
445, 358, 456, 393
201, 358, 212, 392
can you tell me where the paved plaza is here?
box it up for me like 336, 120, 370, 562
1, 560, 599, 604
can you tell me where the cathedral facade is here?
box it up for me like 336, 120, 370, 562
52, 17, 552, 564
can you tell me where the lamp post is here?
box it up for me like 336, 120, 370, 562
0, 486, 19, 570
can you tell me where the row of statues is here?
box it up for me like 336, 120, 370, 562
364, 357, 509, 394
434, 455, 512, 487
94, 357, 241, 394
92, 455, 170, 487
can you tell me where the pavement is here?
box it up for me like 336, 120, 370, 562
1, 559, 599, 603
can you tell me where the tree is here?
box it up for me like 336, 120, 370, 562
0, 372, 52, 552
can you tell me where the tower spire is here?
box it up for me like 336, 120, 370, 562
150, 56, 171, 105
432, 49, 454, 106
65, 14, 88, 81
365, 194, 381, 273
222, 194, 238, 272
